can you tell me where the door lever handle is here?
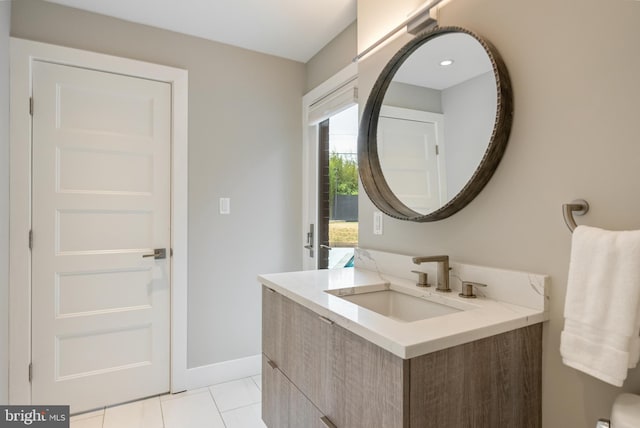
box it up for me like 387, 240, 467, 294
305, 224, 314, 257
142, 248, 167, 260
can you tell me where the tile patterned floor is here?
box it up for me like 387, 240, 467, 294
70, 375, 266, 428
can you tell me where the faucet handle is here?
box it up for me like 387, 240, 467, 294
411, 270, 430, 288
459, 281, 487, 298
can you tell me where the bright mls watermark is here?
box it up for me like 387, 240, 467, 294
0, 406, 69, 427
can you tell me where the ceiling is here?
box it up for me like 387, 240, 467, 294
393, 33, 493, 90
43, 0, 357, 63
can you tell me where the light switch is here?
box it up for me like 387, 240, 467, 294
373, 211, 383, 235
219, 197, 230, 215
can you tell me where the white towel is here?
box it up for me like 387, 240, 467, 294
560, 225, 640, 387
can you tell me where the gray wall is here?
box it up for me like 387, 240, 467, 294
11, 0, 305, 368
442, 71, 496, 197
357, 0, 640, 426
305, 21, 357, 92
383, 81, 442, 113
0, 0, 11, 405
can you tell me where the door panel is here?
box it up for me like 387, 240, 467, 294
56, 268, 153, 315
378, 110, 446, 214
58, 148, 154, 194
57, 83, 155, 136
56, 325, 152, 378
31, 60, 171, 412
57, 209, 154, 252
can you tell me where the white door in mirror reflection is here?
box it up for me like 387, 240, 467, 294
378, 106, 446, 214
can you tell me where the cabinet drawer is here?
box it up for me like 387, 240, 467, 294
262, 284, 339, 404
278, 294, 339, 416
262, 354, 333, 428
262, 286, 405, 428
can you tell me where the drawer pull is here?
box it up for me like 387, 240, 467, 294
266, 359, 278, 369
318, 315, 335, 326
320, 416, 337, 428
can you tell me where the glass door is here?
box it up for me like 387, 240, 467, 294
317, 105, 359, 269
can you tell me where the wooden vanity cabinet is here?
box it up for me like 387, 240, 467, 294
261, 285, 542, 428
262, 285, 404, 427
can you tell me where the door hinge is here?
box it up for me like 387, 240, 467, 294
435, 145, 440, 155
28, 230, 33, 250
29, 97, 33, 116
28, 363, 32, 382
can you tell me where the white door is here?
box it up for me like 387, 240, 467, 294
378, 106, 446, 214
31, 60, 171, 413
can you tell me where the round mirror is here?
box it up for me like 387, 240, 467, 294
358, 27, 513, 222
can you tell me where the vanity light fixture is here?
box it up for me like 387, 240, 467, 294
353, 0, 444, 62
439, 59, 454, 66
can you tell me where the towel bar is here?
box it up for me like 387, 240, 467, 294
563, 199, 589, 233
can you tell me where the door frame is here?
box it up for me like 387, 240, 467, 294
9, 38, 189, 404
301, 63, 357, 270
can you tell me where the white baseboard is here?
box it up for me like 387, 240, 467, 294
182, 354, 261, 392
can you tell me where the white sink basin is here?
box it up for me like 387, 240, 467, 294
326, 287, 462, 322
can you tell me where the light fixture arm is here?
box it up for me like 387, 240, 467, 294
352, 0, 443, 62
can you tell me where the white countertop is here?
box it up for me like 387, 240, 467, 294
258, 265, 548, 359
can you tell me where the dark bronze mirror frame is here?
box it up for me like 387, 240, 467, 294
358, 26, 513, 222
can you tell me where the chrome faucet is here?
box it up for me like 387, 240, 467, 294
412, 255, 451, 292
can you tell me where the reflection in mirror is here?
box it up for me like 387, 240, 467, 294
358, 27, 512, 222
378, 106, 446, 214
379, 33, 496, 214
